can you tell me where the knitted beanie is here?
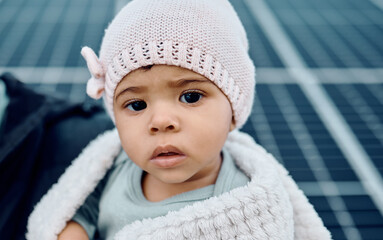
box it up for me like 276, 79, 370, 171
81, 0, 255, 128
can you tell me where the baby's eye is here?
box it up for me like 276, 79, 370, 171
126, 100, 147, 111
180, 91, 203, 104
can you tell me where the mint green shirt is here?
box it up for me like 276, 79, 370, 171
73, 148, 250, 240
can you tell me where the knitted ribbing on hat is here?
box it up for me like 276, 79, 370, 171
82, 0, 255, 128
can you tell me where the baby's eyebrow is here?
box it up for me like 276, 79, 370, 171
169, 78, 211, 88
115, 86, 146, 100
115, 78, 210, 99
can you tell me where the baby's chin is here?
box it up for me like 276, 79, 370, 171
150, 172, 196, 185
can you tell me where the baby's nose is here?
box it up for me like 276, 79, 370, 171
148, 111, 180, 134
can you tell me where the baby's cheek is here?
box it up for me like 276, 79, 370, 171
193, 122, 227, 154
117, 127, 142, 159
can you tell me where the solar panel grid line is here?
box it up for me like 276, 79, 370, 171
81, 2, 107, 50
298, 181, 367, 196
334, 26, 382, 68
67, 68, 88, 102
0, 3, 22, 33
0, 3, 43, 66
251, 100, 284, 164
336, 85, 383, 146
269, 7, 347, 68
115, 0, 131, 14
39, 67, 65, 94
256, 68, 383, 84
18, 23, 58, 66
366, 84, 383, 107
256, 68, 297, 83
303, 22, 364, 68
67, 1, 115, 68
229, 0, 285, 68
328, 84, 383, 174
290, 68, 383, 217
244, 0, 383, 218
14, 3, 63, 67
318, 68, 355, 85
308, 0, 383, 68
298, 9, 326, 26
47, 1, 88, 67
369, 0, 383, 11
314, 68, 383, 84
270, 0, 383, 69
268, 84, 362, 239
361, 8, 383, 28
323, 1, 383, 68
340, 15, 383, 62
354, 68, 383, 83
292, 24, 339, 68
18, 1, 69, 66
344, 86, 383, 116
69, 0, 114, 102
289, 7, 344, 68
269, 86, 331, 179
321, 9, 351, 26
244, 0, 307, 69
247, 28, 275, 67
0, 67, 87, 83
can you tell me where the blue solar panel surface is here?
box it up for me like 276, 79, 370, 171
1, 0, 382, 239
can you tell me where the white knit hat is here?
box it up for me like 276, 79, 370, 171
81, 0, 255, 128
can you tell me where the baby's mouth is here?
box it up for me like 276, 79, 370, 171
151, 145, 184, 159
150, 145, 186, 168
157, 152, 179, 157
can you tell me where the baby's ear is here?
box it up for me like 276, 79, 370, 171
229, 117, 236, 131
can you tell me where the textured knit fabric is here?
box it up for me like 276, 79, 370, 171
81, 0, 255, 128
26, 129, 332, 240
73, 148, 249, 239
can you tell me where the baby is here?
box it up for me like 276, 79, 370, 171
27, 0, 331, 239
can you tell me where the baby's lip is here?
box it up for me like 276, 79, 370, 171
150, 145, 185, 159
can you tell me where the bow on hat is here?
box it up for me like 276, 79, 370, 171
81, 46, 106, 99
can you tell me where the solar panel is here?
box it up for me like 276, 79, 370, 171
1, 0, 382, 239
252, 83, 383, 239
324, 84, 383, 175
265, 0, 383, 68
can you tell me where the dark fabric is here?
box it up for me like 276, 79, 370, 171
0, 72, 114, 240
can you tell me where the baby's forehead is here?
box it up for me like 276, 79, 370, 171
120, 65, 209, 85
130, 64, 203, 77
114, 64, 216, 96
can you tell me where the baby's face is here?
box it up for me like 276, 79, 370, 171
113, 65, 234, 184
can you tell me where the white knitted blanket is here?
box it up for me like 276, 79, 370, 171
26, 129, 331, 239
